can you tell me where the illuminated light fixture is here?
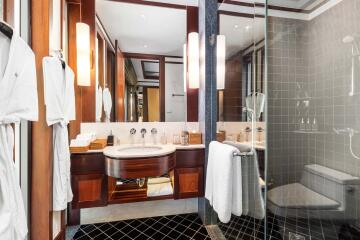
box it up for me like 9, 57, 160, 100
183, 44, 187, 93
76, 22, 91, 86
217, 35, 226, 90
188, 32, 199, 89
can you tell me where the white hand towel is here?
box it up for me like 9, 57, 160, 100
70, 139, 91, 147
148, 177, 171, 185
205, 141, 241, 223
147, 182, 173, 197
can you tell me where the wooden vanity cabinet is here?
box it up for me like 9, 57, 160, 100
174, 149, 205, 199
71, 152, 107, 209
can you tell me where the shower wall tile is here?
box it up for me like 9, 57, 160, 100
267, 0, 360, 228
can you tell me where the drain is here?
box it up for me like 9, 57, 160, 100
289, 232, 305, 240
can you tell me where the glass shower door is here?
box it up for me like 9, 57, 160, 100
266, 0, 360, 239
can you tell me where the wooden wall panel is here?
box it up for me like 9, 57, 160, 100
186, 6, 199, 122
67, 2, 81, 139
159, 56, 165, 121
80, 0, 96, 122
115, 40, 126, 122
31, 1, 53, 239
3, 0, 14, 27
223, 54, 244, 121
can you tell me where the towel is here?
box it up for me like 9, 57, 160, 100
205, 141, 242, 223
147, 182, 173, 197
70, 139, 91, 147
148, 177, 171, 185
76, 133, 96, 142
226, 142, 265, 219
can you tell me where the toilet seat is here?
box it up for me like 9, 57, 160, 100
268, 183, 340, 210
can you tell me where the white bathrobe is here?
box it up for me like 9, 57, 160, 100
0, 32, 38, 240
43, 57, 75, 211
103, 87, 112, 122
96, 86, 103, 122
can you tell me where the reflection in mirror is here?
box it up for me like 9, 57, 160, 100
95, 0, 186, 122
218, 14, 265, 122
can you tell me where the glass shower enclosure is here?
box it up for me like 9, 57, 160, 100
215, 0, 360, 239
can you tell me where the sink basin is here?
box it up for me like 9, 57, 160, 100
104, 145, 176, 178
104, 144, 176, 159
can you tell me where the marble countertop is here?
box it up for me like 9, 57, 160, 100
73, 144, 205, 155
235, 141, 266, 150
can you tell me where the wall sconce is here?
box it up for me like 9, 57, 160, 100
183, 43, 187, 93
188, 32, 199, 89
217, 35, 226, 90
76, 22, 91, 86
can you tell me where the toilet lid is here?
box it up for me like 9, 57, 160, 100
268, 183, 340, 210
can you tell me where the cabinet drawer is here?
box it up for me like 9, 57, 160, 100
174, 167, 204, 199
175, 149, 205, 168
71, 153, 105, 174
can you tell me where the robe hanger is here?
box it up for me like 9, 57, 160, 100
0, 21, 13, 39
52, 49, 66, 69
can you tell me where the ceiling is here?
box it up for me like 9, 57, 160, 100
131, 59, 160, 86
220, 15, 265, 57
96, 0, 187, 56
222, 0, 326, 10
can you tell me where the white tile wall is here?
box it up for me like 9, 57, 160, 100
80, 122, 200, 145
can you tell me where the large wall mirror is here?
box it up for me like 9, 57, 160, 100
218, 13, 265, 122
95, 0, 186, 122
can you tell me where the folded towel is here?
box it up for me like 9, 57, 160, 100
147, 182, 173, 197
70, 139, 91, 147
77, 133, 96, 142
148, 177, 171, 185
205, 141, 241, 223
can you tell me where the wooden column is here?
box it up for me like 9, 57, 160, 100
31, 1, 53, 239
115, 40, 126, 122
3, 0, 14, 26
186, 6, 199, 122
159, 56, 166, 122
67, 1, 81, 139
80, 0, 96, 122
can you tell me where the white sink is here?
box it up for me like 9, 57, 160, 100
104, 144, 176, 159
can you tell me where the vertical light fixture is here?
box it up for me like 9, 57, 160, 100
183, 43, 187, 93
188, 32, 199, 89
217, 35, 226, 90
76, 22, 91, 86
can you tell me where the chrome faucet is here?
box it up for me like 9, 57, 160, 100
151, 128, 158, 145
140, 128, 147, 138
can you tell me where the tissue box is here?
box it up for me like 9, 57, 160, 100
189, 132, 202, 144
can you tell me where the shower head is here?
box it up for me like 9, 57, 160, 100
343, 35, 355, 44
343, 35, 360, 54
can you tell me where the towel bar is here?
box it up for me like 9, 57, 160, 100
233, 152, 253, 157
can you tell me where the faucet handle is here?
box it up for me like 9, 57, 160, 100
151, 128, 158, 135
130, 128, 136, 135
141, 128, 147, 135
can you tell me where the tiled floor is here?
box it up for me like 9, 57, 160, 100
72, 213, 211, 240
218, 212, 360, 240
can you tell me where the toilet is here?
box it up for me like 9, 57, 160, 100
267, 164, 360, 221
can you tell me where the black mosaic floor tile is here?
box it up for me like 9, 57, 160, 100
71, 213, 209, 240
218, 211, 360, 240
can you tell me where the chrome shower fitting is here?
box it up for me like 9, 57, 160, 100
333, 128, 360, 159
343, 35, 360, 96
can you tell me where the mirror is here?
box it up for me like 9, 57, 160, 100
95, 0, 187, 122
218, 14, 265, 122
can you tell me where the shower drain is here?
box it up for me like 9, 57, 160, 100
288, 232, 305, 240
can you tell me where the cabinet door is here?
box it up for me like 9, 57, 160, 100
71, 173, 107, 209
174, 167, 204, 199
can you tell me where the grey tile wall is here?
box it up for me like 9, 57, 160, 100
267, 0, 360, 230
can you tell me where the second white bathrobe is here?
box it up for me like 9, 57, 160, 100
43, 57, 75, 211
0, 32, 38, 240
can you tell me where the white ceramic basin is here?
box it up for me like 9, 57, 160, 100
238, 141, 266, 150
104, 144, 176, 159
